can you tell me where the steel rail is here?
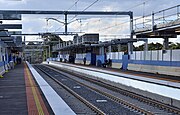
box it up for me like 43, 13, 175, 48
36, 65, 105, 115
41, 65, 154, 115
46, 64, 180, 115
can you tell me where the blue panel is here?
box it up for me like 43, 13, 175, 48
111, 59, 180, 67
86, 53, 91, 61
111, 59, 123, 63
8, 54, 12, 62
0, 61, 4, 67
96, 55, 105, 64
122, 55, 129, 70
76, 53, 91, 61
129, 60, 180, 67
91, 53, 96, 65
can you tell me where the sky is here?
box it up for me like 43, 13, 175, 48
0, 0, 180, 45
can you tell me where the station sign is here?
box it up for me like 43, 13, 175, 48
0, 24, 22, 29
9, 31, 22, 35
0, 14, 21, 20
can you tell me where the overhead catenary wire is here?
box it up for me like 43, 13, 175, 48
54, 0, 150, 34
67, 0, 100, 32
96, 0, 152, 32
67, 0, 80, 11
98, 20, 130, 32
53, 0, 100, 32
54, 25, 65, 32
51, 0, 81, 32
58, 0, 146, 33
82, 0, 99, 12
69, 0, 100, 22
78, 18, 101, 32
125, 0, 151, 11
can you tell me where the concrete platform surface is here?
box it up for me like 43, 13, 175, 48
0, 64, 28, 115
0, 63, 53, 115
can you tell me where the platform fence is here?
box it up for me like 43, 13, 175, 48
107, 49, 180, 62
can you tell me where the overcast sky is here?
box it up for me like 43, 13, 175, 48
0, 0, 180, 44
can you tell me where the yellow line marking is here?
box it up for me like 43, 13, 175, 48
25, 66, 44, 115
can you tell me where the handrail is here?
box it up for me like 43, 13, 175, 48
134, 5, 180, 31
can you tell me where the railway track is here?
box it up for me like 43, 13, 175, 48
35, 64, 180, 115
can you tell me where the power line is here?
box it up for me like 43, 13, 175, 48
82, 0, 99, 11
98, 20, 129, 32
67, 0, 80, 11
97, 0, 151, 32
81, 0, 150, 33
54, 0, 80, 23
69, 0, 100, 22
54, 25, 64, 32
125, 0, 151, 10
51, 1, 81, 32
54, 0, 100, 32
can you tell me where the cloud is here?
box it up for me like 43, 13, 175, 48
22, 15, 47, 33
102, 6, 114, 11
67, 17, 131, 41
0, 0, 29, 6
1, 0, 179, 44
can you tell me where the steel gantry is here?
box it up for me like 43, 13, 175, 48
0, 10, 133, 52
0, 10, 133, 36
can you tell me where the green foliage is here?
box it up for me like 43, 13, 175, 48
134, 42, 180, 51
148, 42, 163, 50
169, 43, 180, 49
134, 42, 163, 51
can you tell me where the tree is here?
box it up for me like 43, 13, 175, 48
169, 42, 180, 49
42, 33, 63, 57
134, 42, 163, 51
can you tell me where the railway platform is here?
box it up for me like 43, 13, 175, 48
0, 62, 76, 115
2, 61, 178, 114
49, 61, 180, 86
47, 61, 180, 109
0, 62, 51, 115
0, 63, 28, 114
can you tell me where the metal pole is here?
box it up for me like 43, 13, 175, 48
144, 39, 148, 60
163, 37, 169, 50
49, 45, 50, 58
152, 11, 154, 31
59, 39, 60, 49
108, 45, 111, 53
23, 36, 26, 60
65, 13, 68, 35
46, 48, 47, 60
130, 12, 133, 54
118, 44, 121, 52
128, 43, 131, 55
177, 6, 179, 19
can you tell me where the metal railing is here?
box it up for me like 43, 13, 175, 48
134, 5, 180, 32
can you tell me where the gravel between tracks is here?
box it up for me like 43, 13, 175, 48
34, 65, 97, 115
36, 65, 140, 115
45, 64, 179, 115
